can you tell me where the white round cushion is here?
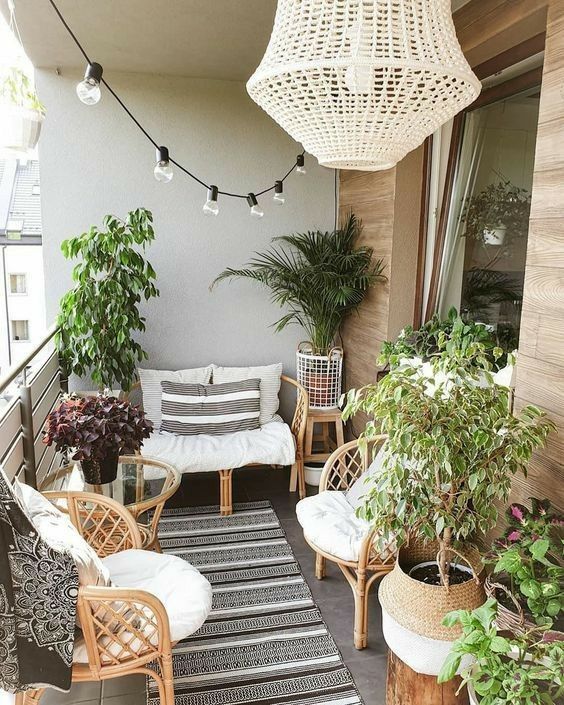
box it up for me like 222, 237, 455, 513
296, 491, 371, 562
102, 549, 212, 642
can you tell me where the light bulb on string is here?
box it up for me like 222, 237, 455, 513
273, 180, 285, 205
296, 154, 306, 175
203, 185, 219, 216
76, 62, 103, 105
247, 193, 264, 218
154, 146, 173, 183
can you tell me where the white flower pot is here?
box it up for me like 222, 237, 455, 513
304, 462, 324, 487
296, 345, 343, 410
482, 226, 506, 246
0, 105, 44, 155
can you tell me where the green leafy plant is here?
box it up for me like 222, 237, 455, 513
462, 180, 531, 245
461, 268, 522, 324
57, 208, 159, 391
380, 307, 506, 371
211, 213, 385, 355
343, 329, 553, 587
488, 500, 564, 628
1, 66, 45, 114
438, 599, 564, 704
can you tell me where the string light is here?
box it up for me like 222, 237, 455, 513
247, 193, 264, 218
46, 0, 308, 217
76, 62, 103, 105
203, 185, 219, 216
273, 180, 285, 205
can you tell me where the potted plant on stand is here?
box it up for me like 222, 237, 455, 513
342, 333, 553, 683
462, 180, 531, 247
43, 394, 153, 484
0, 65, 45, 155
212, 212, 385, 409
438, 599, 564, 704
57, 208, 159, 393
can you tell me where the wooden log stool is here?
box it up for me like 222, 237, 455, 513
386, 651, 468, 705
304, 407, 345, 463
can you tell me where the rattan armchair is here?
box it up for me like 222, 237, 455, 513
304, 437, 396, 649
20, 492, 176, 705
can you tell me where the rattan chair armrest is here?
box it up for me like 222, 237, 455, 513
43, 490, 144, 554
358, 526, 397, 572
77, 584, 172, 669
318, 435, 387, 492
281, 375, 308, 450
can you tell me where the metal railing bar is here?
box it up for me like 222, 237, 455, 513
0, 324, 59, 393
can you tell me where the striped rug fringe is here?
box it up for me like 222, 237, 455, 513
146, 500, 363, 705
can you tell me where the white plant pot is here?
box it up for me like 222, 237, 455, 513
304, 462, 324, 487
482, 226, 506, 246
0, 105, 44, 155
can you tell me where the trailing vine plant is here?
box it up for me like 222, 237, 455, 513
57, 208, 159, 391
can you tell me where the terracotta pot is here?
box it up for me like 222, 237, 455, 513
379, 542, 485, 675
81, 452, 119, 485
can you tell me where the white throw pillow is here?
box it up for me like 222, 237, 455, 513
14, 480, 110, 587
138, 366, 213, 430
345, 443, 387, 511
211, 363, 283, 425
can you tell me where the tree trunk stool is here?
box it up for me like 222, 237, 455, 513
386, 651, 468, 705
304, 408, 345, 464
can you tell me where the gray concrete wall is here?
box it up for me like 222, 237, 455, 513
36, 69, 335, 384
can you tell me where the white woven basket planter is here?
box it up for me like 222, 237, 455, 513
247, 0, 481, 171
0, 105, 43, 155
296, 345, 343, 410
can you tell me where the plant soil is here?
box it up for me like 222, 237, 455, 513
411, 563, 472, 586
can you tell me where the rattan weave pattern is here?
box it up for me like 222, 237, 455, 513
247, 0, 481, 170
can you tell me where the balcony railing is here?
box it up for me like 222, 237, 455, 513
0, 324, 65, 487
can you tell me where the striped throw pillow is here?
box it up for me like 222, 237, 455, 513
160, 379, 261, 436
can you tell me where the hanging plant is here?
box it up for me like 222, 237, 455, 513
57, 208, 159, 392
0, 66, 46, 155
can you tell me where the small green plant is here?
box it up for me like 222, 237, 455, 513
488, 499, 564, 628
438, 599, 564, 704
462, 180, 531, 246
57, 208, 159, 391
343, 333, 553, 587
380, 307, 505, 370
212, 213, 385, 355
1, 66, 45, 113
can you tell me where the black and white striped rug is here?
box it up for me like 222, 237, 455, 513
147, 500, 363, 705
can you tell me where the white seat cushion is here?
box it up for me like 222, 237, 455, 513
141, 420, 296, 474
73, 549, 212, 662
296, 491, 371, 562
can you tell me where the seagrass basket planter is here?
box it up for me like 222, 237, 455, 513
379, 541, 485, 676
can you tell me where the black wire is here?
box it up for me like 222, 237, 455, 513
46, 0, 306, 201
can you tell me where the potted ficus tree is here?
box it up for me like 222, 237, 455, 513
212, 213, 385, 409
462, 180, 531, 247
438, 599, 564, 705
485, 499, 563, 637
0, 65, 45, 155
342, 332, 553, 676
57, 208, 159, 393
43, 394, 153, 484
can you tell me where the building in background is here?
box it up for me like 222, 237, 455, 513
0, 157, 46, 376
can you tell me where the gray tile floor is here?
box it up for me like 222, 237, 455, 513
43, 467, 387, 705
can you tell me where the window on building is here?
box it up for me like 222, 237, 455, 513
11, 320, 29, 342
32, 184, 40, 195
5, 219, 23, 240
9, 274, 27, 294
433, 87, 540, 351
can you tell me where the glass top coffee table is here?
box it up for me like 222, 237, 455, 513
41, 455, 181, 551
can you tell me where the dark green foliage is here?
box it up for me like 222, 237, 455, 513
212, 213, 385, 355
462, 180, 531, 245
57, 208, 159, 391
438, 599, 564, 704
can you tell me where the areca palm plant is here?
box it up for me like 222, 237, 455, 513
212, 213, 385, 354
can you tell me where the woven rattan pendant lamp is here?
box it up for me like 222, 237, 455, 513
247, 0, 481, 171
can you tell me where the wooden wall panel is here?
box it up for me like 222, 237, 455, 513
514, 0, 564, 513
